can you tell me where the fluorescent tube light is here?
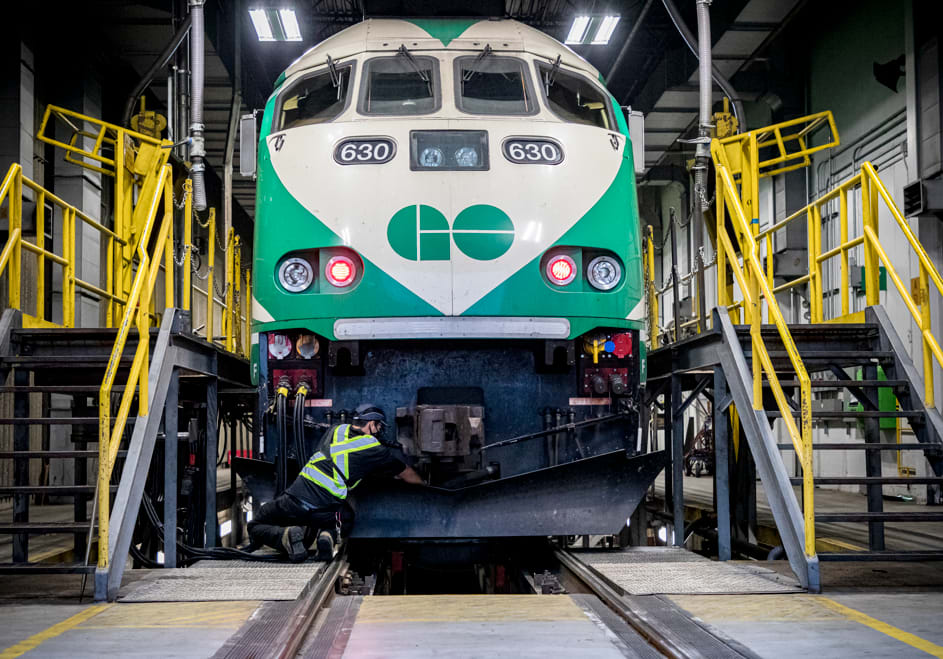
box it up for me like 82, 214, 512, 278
249, 8, 275, 41
278, 9, 302, 41
592, 15, 620, 44
565, 16, 591, 44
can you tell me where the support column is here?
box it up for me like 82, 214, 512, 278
12, 368, 29, 563
204, 376, 218, 548
863, 363, 885, 550
671, 374, 684, 546
713, 367, 731, 560
163, 368, 179, 568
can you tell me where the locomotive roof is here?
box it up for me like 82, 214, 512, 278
280, 18, 603, 86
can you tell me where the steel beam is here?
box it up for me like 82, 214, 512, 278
163, 368, 179, 568
714, 367, 731, 561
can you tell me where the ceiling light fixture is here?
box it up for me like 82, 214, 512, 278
592, 15, 621, 44
565, 16, 591, 44
565, 14, 621, 46
249, 7, 303, 42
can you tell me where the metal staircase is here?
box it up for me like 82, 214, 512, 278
0, 105, 254, 600
645, 111, 943, 592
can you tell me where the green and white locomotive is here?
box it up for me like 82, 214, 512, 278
245, 17, 658, 537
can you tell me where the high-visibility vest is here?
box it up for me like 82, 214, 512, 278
299, 424, 380, 500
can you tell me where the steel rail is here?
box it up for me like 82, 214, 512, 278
555, 548, 693, 659
274, 551, 350, 659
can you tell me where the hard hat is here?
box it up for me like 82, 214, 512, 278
353, 403, 386, 424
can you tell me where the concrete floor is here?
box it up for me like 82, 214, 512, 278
2, 570, 943, 657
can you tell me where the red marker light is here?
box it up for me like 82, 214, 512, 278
546, 254, 577, 285
325, 256, 356, 287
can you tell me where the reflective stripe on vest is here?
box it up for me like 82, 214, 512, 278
299, 424, 380, 500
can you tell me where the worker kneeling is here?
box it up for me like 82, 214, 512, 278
248, 403, 423, 562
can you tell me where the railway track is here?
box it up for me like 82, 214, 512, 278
219, 545, 759, 659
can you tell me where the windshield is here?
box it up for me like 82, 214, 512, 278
536, 62, 614, 130
276, 64, 352, 130
359, 55, 439, 115
455, 55, 537, 115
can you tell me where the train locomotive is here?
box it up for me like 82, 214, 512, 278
242, 17, 665, 539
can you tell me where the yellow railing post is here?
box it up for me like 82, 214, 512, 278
9, 166, 21, 311
206, 208, 216, 343
183, 179, 192, 312
839, 189, 850, 317
35, 190, 45, 322
809, 205, 824, 323
245, 268, 252, 356
919, 264, 933, 408
63, 208, 76, 327
225, 229, 235, 353
861, 171, 880, 308
644, 225, 659, 349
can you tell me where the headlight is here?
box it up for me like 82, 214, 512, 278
419, 147, 444, 168
454, 146, 479, 168
586, 256, 622, 290
278, 257, 314, 292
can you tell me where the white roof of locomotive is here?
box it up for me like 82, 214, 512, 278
281, 18, 602, 84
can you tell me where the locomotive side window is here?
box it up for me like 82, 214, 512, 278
276, 64, 353, 131
535, 63, 614, 130
454, 55, 537, 115
359, 54, 439, 115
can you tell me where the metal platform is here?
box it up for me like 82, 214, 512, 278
571, 547, 801, 595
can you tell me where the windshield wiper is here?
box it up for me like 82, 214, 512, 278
543, 55, 562, 94
462, 44, 493, 82
397, 44, 431, 90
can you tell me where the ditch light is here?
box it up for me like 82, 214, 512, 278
565, 15, 620, 45
249, 7, 303, 42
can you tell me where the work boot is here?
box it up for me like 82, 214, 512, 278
316, 530, 334, 561
282, 526, 307, 563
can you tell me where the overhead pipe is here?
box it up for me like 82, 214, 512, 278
659, 0, 745, 130
190, 0, 208, 211
122, 15, 193, 127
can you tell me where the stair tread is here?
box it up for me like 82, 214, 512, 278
0, 521, 95, 532
0, 485, 118, 494
0, 385, 131, 393
768, 410, 924, 418
0, 563, 96, 574
758, 351, 894, 359
765, 380, 910, 388
818, 551, 943, 562
778, 443, 935, 451
0, 450, 128, 458
790, 476, 943, 485
0, 417, 136, 425
815, 512, 943, 522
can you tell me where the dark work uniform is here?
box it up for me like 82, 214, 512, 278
248, 423, 406, 553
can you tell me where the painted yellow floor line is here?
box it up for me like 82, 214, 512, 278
818, 598, 943, 658
0, 604, 113, 659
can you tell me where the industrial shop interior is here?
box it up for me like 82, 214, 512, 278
1, 0, 943, 657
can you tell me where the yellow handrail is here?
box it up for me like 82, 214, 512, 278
644, 225, 659, 349
737, 159, 943, 408
712, 138, 816, 557
97, 163, 174, 568
0, 105, 254, 574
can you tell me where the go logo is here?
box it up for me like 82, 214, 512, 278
387, 204, 514, 261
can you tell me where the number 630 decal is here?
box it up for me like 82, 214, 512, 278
334, 138, 396, 165
502, 138, 564, 165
